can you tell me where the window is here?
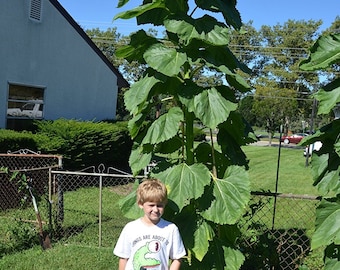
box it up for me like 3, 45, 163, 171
7, 84, 44, 130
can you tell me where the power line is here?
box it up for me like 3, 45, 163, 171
249, 94, 313, 101
89, 37, 312, 60
87, 36, 340, 77
230, 44, 309, 52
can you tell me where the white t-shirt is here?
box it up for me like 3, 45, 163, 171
114, 218, 186, 270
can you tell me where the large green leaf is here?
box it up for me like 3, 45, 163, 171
218, 111, 257, 146
201, 46, 251, 91
324, 243, 340, 269
137, 8, 169, 26
143, 43, 187, 77
137, 0, 189, 25
225, 72, 252, 92
310, 152, 340, 196
192, 220, 215, 261
201, 45, 247, 72
195, 0, 242, 30
299, 33, 340, 71
115, 30, 158, 63
223, 246, 245, 270
154, 135, 182, 154
129, 146, 152, 176
118, 180, 142, 219
302, 120, 340, 196
136, 0, 190, 26
151, 75, 182, 96
164, 15, 230, 46
314, 78, 340, 115
128, 113, 147, 139
124, 74, 160, 114
195, 142, 232, 178
155, 163, 211, 211
188, 87, 237, 129
141, 107, 184, 145
217, 120, 251, 170
113, 1, 165, 20
316, 165, 340, 195
202, 166, 250, 224
312, 197, 340, 249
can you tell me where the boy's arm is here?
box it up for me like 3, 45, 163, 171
169, 259, 182, 270
118, 258, 128, 270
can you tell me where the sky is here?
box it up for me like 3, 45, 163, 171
58, 0, 339, 36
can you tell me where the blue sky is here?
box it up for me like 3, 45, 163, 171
58, 0, 339, 35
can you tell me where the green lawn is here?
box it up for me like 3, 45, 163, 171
243, 145, 319, 195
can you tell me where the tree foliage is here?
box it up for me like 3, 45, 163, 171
114, 0, 256, 268
299, 32, 340, 269
252, 20, 323, 135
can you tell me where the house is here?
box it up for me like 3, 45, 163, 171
0, 0, 129, 130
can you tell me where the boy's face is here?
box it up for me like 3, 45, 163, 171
139, 201, 165, 225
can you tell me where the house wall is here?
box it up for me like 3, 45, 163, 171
0, 0, 118, 129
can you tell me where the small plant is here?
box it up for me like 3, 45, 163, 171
1, 220, 37, 256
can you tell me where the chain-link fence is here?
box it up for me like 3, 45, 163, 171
49, 166, 143, 248
1, 151, 320, 269
0, 149, 62, 210
239, 192, 320, 270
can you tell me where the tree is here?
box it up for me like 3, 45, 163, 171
114, 0, 255, 268
238, 95, 256, 126
299, 32, 340, 270
252, 84, 297, 143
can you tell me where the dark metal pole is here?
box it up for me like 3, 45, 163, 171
272, 124, 282, 230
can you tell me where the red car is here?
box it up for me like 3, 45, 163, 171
281, 133, 308, 144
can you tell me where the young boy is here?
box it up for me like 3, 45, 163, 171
114, 178, 186, 270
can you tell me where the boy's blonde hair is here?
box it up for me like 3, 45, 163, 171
137, 178, 168, 205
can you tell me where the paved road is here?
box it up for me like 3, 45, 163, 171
251, 140, 304, 149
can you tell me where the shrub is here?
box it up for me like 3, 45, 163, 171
0, 129, 37, 153
0, 120, 133, 171
35, 119, 132, 170
0, 220, 37, 256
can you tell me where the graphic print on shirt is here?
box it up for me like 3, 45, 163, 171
133, 240, 161, 270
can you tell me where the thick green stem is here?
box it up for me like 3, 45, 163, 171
210, 128, 217, 177
184, 109, 195, 165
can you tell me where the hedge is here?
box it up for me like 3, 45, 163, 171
0, 119, 132, 171
0, 129, 37, 153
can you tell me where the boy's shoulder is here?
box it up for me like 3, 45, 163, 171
125, 218, 176, 228
125, 218, 143, 227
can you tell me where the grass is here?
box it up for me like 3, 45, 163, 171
0, 245, 115, 270
0, 145, 323, 269
0, 187, 129, 269
243, 145, 319, 195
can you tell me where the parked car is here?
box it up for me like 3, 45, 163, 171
303, 141, 322, 156
7, 100, 43, 118
281, 133, 308, 144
